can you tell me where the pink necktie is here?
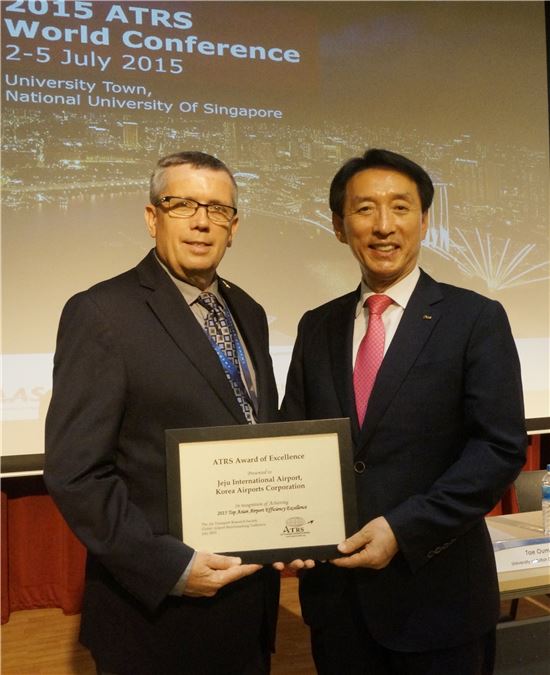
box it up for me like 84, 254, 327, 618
353, 294, 393, 427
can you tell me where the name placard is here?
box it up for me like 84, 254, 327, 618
493, 542, 550, 573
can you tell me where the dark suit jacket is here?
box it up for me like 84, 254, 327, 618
45, 250, 280, 675
281, 270, 526, 652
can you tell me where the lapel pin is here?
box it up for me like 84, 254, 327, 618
422, 314, 432, 320
221, 279, 231, 288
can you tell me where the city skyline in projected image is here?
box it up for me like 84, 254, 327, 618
3, 110, 548, 338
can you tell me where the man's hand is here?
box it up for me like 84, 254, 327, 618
183, 552, 261, 597
331, 516, 399, 569
272, 558, 316, 572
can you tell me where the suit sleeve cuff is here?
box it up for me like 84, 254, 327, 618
169, 551, 197, 596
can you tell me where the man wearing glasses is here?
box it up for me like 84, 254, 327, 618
45, 151, 280, 675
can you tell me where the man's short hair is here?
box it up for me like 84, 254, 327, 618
329, 148, 434, 217
149, 151, 237, 204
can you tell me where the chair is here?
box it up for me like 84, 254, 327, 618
513, 470, 545, 513
499, 470, 545, 622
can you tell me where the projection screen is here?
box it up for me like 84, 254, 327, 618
1, 1, 549, 468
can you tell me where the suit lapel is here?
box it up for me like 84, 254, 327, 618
326, 290, 360, 441
136, 252, 246, 423
219, 279, 267, 419
358, 271, 444, 449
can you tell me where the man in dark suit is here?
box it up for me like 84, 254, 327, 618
281, 149, 526, 674
45, 151, 280, 675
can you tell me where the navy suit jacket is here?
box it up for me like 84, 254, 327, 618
281, 270, 526, 651
45, 250, 280, 674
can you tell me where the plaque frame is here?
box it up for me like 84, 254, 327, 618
166, 418, 358, 563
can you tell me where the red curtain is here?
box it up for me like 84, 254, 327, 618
1, 477, 86, 624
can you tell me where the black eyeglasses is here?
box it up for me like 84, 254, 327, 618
155, 196, 237, 224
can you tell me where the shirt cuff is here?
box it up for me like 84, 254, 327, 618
169, 551, 196, 596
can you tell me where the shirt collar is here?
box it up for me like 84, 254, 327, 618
355, 266, 421, 317
153, 251, 221, 306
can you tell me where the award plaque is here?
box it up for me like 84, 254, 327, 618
166, 418, 358, 563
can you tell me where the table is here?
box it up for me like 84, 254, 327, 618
487, 511, 550, 602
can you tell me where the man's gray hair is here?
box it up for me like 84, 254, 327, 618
149, 151, 237, 204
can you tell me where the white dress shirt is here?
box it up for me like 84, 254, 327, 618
352, 266, 421, 367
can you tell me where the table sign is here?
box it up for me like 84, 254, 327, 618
487, 511, 550, 573
166, 418, 358, 563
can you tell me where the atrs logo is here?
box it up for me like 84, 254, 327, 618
281, 516, 314, 538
